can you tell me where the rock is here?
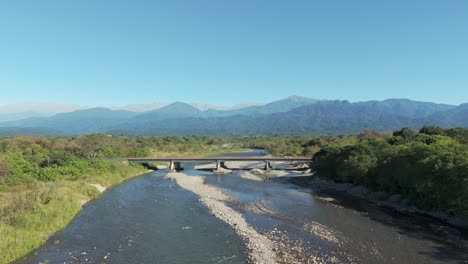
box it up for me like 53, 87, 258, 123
406, 206, 419, 213
334, 183, 353, 191
250, 169, 265, 175
367, 191, 389, 201
347, 185, 370, 197
447, 217, 468, 229
428, 211, 450, 220
265, 170, 288, 178
401, 198, 411, 205
214, 168, 232, 174
89, 184, 106, 193
80, 199, 90, 206
317, 180, 337, 189
156, 165, 168, 170
239, 172, 263, 181
388, 194, 402, 203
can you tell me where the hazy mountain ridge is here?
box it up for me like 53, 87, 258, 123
423, 103, 468, 127
201, 96, 319, 118
0, 101, 262, 120
0, 111, 51, 123
354, 99, 455, 118
0, 97, 465, 136
1, 108, 138, 135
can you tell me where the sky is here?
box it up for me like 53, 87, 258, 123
0, 0, 467, 108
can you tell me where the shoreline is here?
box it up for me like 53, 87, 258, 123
80, 169, 153, 206
286, 175, 468, 231
5, 168, 152, 264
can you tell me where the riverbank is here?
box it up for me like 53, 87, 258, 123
0, 162, 149, 264
287, 175, 468, 232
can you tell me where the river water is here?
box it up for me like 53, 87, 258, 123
18, 150, 468, 263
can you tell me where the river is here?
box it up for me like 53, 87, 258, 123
18, 150, 468, 263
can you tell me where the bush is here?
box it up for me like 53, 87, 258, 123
84, 185, 101, 199
0, 157, 10, 183
37, 167, 62, 181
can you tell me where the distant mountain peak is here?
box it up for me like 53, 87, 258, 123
286, 95, 313, 101
133, 101, 202, 121
82, 107, 112, 112
190, 102, 263, 111
54, 107, 136, 119
160, 101, 200, 111
112, 102, 169, 112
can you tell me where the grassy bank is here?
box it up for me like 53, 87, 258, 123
0, 161, 147, 264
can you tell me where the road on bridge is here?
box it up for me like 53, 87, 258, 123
128, 156, 312, 173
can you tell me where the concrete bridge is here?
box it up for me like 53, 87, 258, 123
127, 156, 312, 173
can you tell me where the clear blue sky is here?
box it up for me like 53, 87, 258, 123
0, 0, 467, 106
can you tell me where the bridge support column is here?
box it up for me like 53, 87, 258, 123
168, 161, 183, 172
168, 160, 175, 173
215, 160, 221, 173
220, 161, 227, 169
264, 161, 272, 171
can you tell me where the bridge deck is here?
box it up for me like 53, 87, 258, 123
128, 156, 311, 162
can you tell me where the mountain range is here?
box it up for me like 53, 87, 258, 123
0, 96, 466, 136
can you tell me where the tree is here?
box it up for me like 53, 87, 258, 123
302, 145, 320, 156
419, 126, 445, 136
445, 128, 468, 144
312, 144, 344, 179
393, 127, 416, 139
208, 138, 222, 145
357, 130, 381, 141
0, 140, 8, 153
0, 157, 10, 182
75, 134, 110, 160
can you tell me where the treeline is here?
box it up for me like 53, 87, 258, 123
313, 126, 468, 218
241, 135, 358, 156
0, 135, 243, 186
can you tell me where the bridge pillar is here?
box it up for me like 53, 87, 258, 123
220, 161, 227, 169
215, 160, 221, 173
168, 160, 175, 173
264, 161, 272, 171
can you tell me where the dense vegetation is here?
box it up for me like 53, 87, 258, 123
313, 127, 468, 218
241, 135, 358, 156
